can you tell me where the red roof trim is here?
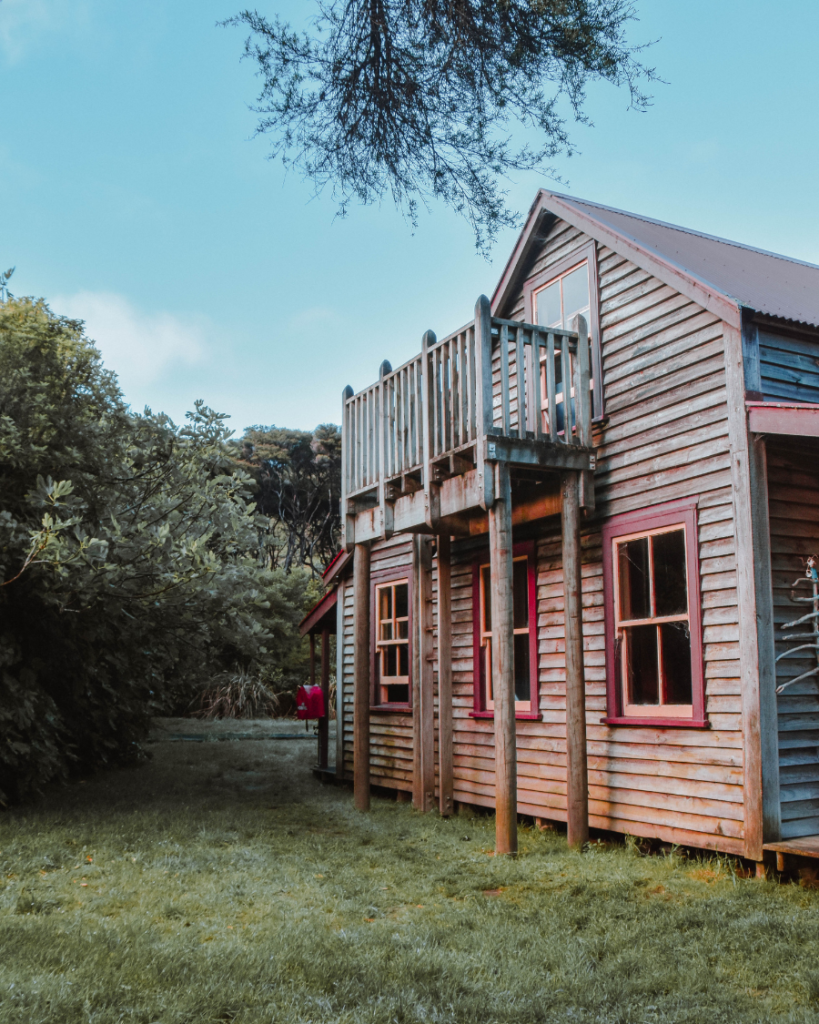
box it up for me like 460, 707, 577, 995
322, 549, 344, 580
299, 587, 338, 636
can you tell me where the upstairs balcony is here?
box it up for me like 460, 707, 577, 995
341, 296, 595, 547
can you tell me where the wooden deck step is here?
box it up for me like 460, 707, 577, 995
765, 835, 819, 867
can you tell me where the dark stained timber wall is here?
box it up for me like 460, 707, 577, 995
759, 330, 819, 404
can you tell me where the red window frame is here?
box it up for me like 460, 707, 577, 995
471, 540, 540, 720
602, 500, 708, 728
521, 240, 604, 422
369, 567, 413, 712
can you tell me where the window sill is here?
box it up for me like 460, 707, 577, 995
470, 711, 542, 721
601, 716, 710, 729
370, 704, 412, 715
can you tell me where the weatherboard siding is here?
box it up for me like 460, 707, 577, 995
341, 536, 415, 790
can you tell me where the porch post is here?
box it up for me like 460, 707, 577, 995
489, 460, 517, 855
562, 471, 589, 849
318, 628, 330, 771
413, 535, 436, 812
354, 542, 371, 811
437, 533, 454, 816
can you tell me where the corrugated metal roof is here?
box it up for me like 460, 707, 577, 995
556, 194, 819, 329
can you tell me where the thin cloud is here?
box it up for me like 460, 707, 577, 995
0, 0, 89, 63
52, 291, 208, 391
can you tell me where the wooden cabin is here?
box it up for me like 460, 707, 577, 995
317, 191, 819, 865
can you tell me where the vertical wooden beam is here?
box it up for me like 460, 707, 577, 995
562, 471, 589, 849
353, 543, 371, 811
437, 533, 454, 816
335, 579, 345, 779
722, 321, 781, 857
422, 330, 441, 530
413, 535, 436, 812
489, 460, 517, 855
749, 436, 781, 843
318, 628, 330, 771
341, 385, 355, 551
378, 360, 394, 540
474, 295, 495, 511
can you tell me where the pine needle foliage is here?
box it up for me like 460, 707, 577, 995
225, 0, 657, 253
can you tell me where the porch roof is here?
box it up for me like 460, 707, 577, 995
299, 586, 338, 637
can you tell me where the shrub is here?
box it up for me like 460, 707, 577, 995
0, 298, 312, 803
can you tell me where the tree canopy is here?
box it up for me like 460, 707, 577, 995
237, 423, 341, 576
0, 298, 315, 803
226, 0, 655, 252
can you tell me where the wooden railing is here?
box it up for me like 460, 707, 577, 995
342, 296, 592, 517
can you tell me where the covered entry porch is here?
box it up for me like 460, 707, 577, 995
748, 403, 819, 861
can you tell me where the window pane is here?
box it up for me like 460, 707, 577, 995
397, 619, 408, 640
618, 538, 650, 620
661, 622, 692, 704
386, 683, 409, 703
398, 643, 409, 676
395, 583, 408, 618
385, 646, 397, 677
562, 266, 589, 325
482, 566, 491, 631
379, 587, 392, 621
625, 624, 659, 705
536, 281, 561, 328
513, 559, 529, 629
381, 621, 393, 640
482, 643, 492, 704
653, 530, 687, 617
513, 633, 530, 702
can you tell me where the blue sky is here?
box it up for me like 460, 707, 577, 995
4, 0, 819, 434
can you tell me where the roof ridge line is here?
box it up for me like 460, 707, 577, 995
549, 191, 819, 273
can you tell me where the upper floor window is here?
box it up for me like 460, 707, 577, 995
522, 241, 603, 422
534, 261, 590, 332
472, 542, 538, 718
602, 503, 706, 727
374, 578, 410, 706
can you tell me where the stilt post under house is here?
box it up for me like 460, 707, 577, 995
562, 471, 589, 849
489, 460, 517, 855
354, 542, 371, 811
437, 533, 454, 816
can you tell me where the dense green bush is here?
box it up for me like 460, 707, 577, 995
0, 298, 314, 803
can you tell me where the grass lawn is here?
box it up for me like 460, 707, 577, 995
3, 721, 819, 1023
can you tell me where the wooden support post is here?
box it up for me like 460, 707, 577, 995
341, 385, 355, 551
474, 296, 495, 511
378, 360, 394, 541
437, 533, 454, 816
310, 632, 316, 687
318, 628, 330, 771
413, 535, 436, 812
562, 471, 589, 849
353, 543, 371, 811
422, 330, 441, 530
489, 460, 517, 855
